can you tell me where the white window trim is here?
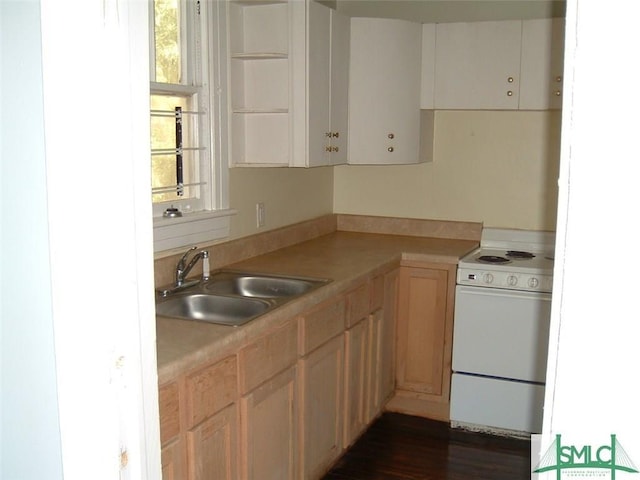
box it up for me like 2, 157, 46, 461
153, 208, 237, 252
152, 0, 233, 253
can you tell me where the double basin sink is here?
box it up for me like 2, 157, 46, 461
156, 270, 330, 327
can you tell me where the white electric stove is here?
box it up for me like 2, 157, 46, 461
451, 228, 556, 435
457, 228, 555, 293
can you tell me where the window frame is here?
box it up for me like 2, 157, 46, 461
150, 0, 234, 252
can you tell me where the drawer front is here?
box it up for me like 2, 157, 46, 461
159, 382, 180, 446
185, 355, 238, 428
300, 297, 346, 354
239, 319, 298, 394
346, 282, 370, 327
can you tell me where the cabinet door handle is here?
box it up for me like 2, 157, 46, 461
388, 147, 394, 153
388, 133, 395, 139
555, 75, 563, 83
507, 90, 513, 97
555, 90, 562, 96
507, 76, 514, 83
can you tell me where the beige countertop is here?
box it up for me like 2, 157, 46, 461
156, 231, 478, 384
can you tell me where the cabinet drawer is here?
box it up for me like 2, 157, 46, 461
159, 382, 180, 446
299, 297, 346, 354
185, 355, 238, 429
346, 282, 370, 327
239, 319, 298, 394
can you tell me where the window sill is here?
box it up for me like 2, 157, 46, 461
153, 208, 237, 253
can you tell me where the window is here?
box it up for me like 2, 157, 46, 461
150, 0, 233, 251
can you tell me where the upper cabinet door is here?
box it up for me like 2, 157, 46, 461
420, 23, 437, 110
434, 20, 522, 110
307, 0, 332, 167
306, 1, 350, 167
519, 18, 566, 110
348, 17, 422, 165
329, 8, 350, 165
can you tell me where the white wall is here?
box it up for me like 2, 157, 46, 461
543, 0, 640, 455
0, 2, 64, 479
334, 110, 562, 231
229, 166, 334, 239
2, 1, 161, 479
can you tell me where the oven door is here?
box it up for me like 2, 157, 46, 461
452, 285, 552, 383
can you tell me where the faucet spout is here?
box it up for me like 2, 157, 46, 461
175, 246, 209, 286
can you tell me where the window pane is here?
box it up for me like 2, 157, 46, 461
151, 95, 198, 204
154, 0, 181, 84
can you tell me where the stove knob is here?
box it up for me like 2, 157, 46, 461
483, 273, 494, 284
507, 275, 518, 287
528, 277, 540, 289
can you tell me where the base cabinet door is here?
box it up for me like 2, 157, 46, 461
388, 263, 456, 421
186, 404, 238, 480
300, 334, 345, 480
159, 382, 184, 480
161, 440, 185, 480
240, 367, 298, 480
380, 268, 399, 407
344, 318, 369, 446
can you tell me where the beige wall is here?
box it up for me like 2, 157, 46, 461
334, 110, 562, 231
228, 166, 334, 239
227, 110, 561, 240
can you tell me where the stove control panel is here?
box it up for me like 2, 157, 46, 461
458, 268, 553, 293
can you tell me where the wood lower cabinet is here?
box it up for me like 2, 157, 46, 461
344, 269, 399, 446
187, 404, 238, 480
300, 334, 345, 480
161, 437, 184, 480
158, 356, 239, 480
380, 269, 400, 411
344, 318, 369, 445
240, 367, 298, 480
239, 319, 299, 480
388, 262, 456, 421
158, 267, 400, 480
159, 382, 183, 479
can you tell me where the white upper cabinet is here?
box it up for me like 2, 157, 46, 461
434, 20, 523, 110
348, 17, 423, 165
432, 18, 565, 111
228, 0, 290, 166
228, 0, 349, 168
519, 18, 565, 110
293, 0, 350, 167
420, 23, 436, 110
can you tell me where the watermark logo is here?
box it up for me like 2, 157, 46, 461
532, 434, 639, 479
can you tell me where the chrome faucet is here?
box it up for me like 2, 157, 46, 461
175, 246, 209, 287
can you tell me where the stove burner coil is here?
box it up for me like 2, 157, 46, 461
506, 250, 535, 259
477, 255, 511, 264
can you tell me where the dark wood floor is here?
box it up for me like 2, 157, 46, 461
323, 413, 531, 480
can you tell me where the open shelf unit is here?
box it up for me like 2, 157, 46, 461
228, 0, 291, 166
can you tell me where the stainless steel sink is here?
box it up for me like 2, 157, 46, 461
155, 293, 272, 326
156, 270, 330, 326
203, 271, 325, 298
